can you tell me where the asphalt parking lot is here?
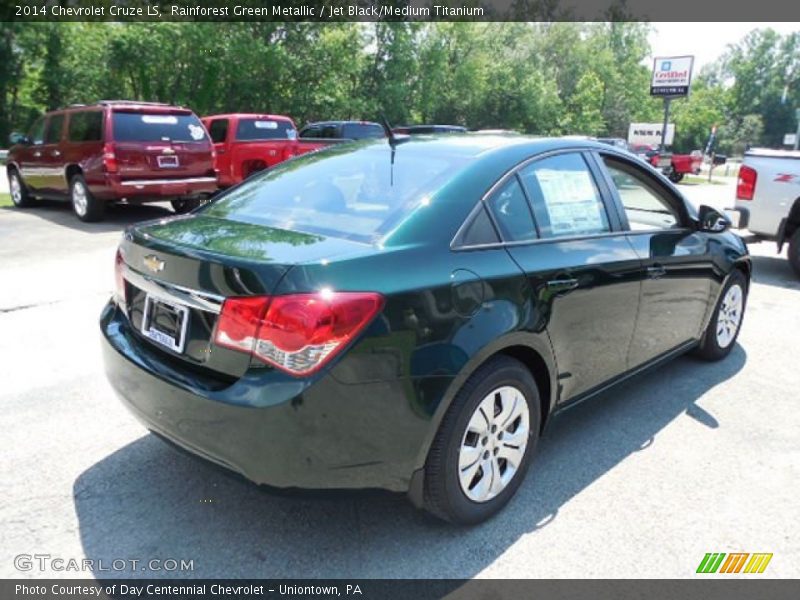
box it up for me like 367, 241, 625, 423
1, 182, 798, 579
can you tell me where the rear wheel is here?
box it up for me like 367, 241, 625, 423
668, 171, 684, 183
8, 170, 33, 208
695, 270, 747, 361
788, 228, 800, 279
423, 356, 541, 524
171, 198, 203, 214
70, 174, 104, 222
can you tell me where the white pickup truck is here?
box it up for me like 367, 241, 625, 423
732, 148, 800, 277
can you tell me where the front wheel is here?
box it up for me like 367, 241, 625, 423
171, 198, 203, 214
788, 228, 800, 279
71, 174, 104, 222
668, 171, 684, 183
423, 356, 541, 524
694, 270, 747, 361
8, 170, 33, 207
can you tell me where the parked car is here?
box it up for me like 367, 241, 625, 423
202, 113, 298, 187
296, 120, 385, 155
730, 147, 800, 277
102, 135, 750, 524
393, 125, 467, 135
6, 100, 218, 221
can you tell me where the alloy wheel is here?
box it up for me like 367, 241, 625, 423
716, 283, 743, 348
10, 175, 23, 205
458, 385, 530, 503
72, 180, 88, 216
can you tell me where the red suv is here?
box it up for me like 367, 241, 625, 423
6, 101, 218, 222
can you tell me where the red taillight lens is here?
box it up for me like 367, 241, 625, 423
103, 143, 118, 173
737, 165, 757, 200
214, 292, 384, 376
114, 248, 126, 303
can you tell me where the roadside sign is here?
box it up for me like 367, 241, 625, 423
629, 123, 675, 146
785, 133, 798, 146
651, 56, 694, 97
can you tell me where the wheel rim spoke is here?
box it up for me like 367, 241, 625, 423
715, 284, 743, 349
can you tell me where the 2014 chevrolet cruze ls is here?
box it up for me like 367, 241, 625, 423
101, 135, 750, 524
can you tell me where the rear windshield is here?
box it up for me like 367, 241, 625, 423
342, 123, 385, 140
204, 143, 470, 243
235, 118, 296, 141
111, 111, 208, 143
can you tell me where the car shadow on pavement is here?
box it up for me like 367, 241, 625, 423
73, 346, 746, 579
750, 254, 800, 291
0, 200, 173, 233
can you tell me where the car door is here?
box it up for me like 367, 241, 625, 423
490, 151, 644, 403
18, 116, 48, 192
40, 112, 66, 194
206, 118, 231, 182
595, 152, 714, 366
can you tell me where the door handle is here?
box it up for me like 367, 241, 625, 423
51, 150, 61, 157
647, 264, 666, 279
546, 278, 579, 292
33, 151, 41, 158
216, 148, 226, 154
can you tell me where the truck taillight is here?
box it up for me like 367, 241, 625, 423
214, 291, 384, 376
114, 248, 126, 303
736, 166, 757, 200
103, 143, 118, 173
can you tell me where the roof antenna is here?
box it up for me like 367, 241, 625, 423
380, 114, 396, 186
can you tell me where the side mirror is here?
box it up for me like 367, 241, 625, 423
8, 132, 30, 146
697, 204, 730, 233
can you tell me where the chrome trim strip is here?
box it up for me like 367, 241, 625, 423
124, 266, 224, 314
120, 177, 217, 186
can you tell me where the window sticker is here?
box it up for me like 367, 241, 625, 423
141, 115, 178, 125
188, 124, 205, 140
537, 168, 606, 235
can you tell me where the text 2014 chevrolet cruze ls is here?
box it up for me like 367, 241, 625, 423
101, 135, 749, 524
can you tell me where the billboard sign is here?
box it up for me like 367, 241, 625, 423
628, 123, 675, 146
651, 56, 694, 97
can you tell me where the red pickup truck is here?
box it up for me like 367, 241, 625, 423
202, 113, 298, 187
629, 144, 703, 182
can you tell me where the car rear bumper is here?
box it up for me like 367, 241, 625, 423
100, 300, 425, 493
101, 175, 218, 201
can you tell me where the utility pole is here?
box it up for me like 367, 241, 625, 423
794, 108, 800, 151
660, 98, 671, 154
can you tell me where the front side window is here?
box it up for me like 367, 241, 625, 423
67, 111, 103, 142
342, 123, 385, 140
486, 177, 537, 242
603, 158, 681, 230
208, 119, 229, 143
111, 111, 208, 143
519, 153, 610, 238
299, 125, 320, 138
44, 114, 65, 144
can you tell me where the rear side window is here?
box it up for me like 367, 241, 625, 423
112, 112, 208, 143
519, 153, 610, 238
44, 114, 65, 144
486, 177, 537, 242
29, 118, 46, 145
319, 124, 340, 139
208, 119, 228, 143
235, 119, 296, 141
68, 111, 103, 142
457, 204, 500, 246
342, 123, 385, 140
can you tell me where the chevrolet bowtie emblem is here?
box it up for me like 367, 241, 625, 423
143, 254, 165, 273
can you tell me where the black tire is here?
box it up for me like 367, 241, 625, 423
694, 269, 747, 361
788, 228, 800, 279
70, 174, 105, 222
171, 198, 203, 214
668, 171, 684, 183
423, 356, 541, 524
8, 169, 33, 208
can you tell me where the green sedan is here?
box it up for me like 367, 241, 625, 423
101, 134, 750, 524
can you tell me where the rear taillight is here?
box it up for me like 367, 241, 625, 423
114, 249, 126, 303
737, 165, 757, 200
103, 143, 118, 173
214, 291, 384, 376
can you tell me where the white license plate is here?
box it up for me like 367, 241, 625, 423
157, 155, 179, 168
141, 295, 189, 353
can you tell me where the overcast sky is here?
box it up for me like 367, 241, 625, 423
649, 22, 800, 70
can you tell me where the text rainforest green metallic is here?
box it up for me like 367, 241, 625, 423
101, 134, 750, 524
